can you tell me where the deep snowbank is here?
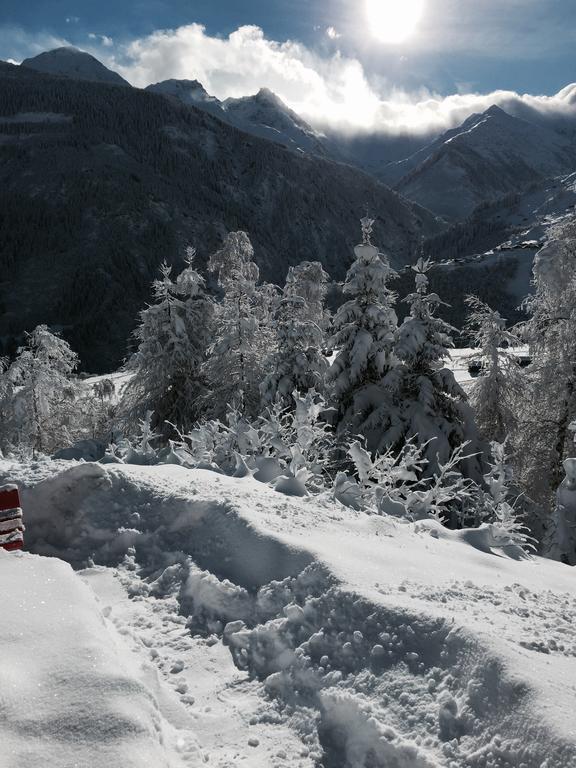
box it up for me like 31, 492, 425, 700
1, 459, 575, 767
0, 549, 177, 768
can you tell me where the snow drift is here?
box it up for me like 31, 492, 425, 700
0, 550, 176, 768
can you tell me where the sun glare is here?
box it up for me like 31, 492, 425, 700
365, 0, 425, 44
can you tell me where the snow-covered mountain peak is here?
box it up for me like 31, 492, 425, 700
224, 88, 319, 135
483, 103, 507, 118
458, 104, 506, 128
249, 87, 294, 112
253, 86, 282, 103
218, 87, 331, 155
147, 78, 215, 103
156, 78, 207, 95
145, 77, 329, 155
21, 47, 129, 86
447, 105, 516, 142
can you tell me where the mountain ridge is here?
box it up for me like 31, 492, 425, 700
391, 104, 576, 220
147, 79, 331, 157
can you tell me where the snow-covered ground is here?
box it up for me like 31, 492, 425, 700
1, 459, 575, 767
448, 347, 529, 388
0, 551, 175, 768
81, 369, 133, 401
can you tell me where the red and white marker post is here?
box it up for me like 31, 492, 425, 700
0, 484, 24, 552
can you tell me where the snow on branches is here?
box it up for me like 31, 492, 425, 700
380, 258, 484, 481
327, 218, 398, 446
203, 232, 274, 419
121, 249, 214, 435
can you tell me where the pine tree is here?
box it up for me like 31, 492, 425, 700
261, 261, 329, 407
203, 231, 272, 419
465, 295, 521, 443
382, 258, 484, 479
327, 218, 399, 448
4, 325, 78, 454
122, 249, 214, 435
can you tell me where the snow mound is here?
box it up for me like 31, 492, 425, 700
6, 462, 314, 584
0, 550, 179, 767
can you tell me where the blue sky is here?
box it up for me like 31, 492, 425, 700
2, 1, 575, 132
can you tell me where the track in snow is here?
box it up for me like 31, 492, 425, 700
2, 460, 576, 767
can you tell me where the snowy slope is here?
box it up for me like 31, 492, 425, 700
418, 171, 576, 320
21, 46, 130, 86
392, 106, 576, 220
1, 459, 575, 767
499, 172, 576, 239
468, 171, 576, 255
223, 88, 330, 157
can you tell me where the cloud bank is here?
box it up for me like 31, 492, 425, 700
106, 23, 576, 136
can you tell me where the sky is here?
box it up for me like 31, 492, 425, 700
1, 0, 575, 134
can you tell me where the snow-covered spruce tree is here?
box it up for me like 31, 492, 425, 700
514, 221, 576, 511
261, 262, 330, 407
121, 249, 214, 436
3, 325, 78, 455
465, 296, 522, 443
327, 217, 399, 448
382, 258, 484, 480
283, 261, 331, 330
203, 231, 273, 420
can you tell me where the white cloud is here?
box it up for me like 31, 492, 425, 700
88, 33, 113, 48
110, 24, 389, 130
0, 25, 70, 63
108, 23, 576, 135
326, 26, 341, 40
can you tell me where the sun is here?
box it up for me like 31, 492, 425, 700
365, 0, 425, 44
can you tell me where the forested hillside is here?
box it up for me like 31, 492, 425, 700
0, 62, 440, 371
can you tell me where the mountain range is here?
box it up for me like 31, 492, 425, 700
19, 48, 576, 223
0, 52, 438, 371
3, 46, 576, 370
389, 105, 576, 220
